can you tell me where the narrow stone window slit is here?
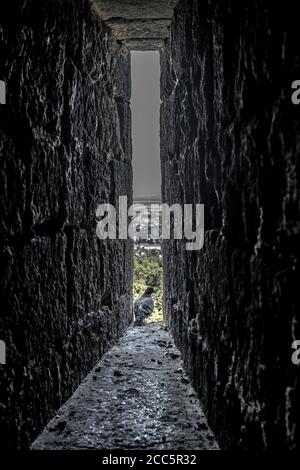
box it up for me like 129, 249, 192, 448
131, 51, 163, 325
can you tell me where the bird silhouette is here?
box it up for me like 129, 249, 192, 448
134, 287, 155, 326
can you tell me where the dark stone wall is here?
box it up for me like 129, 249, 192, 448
0, 0, 133, 448
161, 0, 300, 450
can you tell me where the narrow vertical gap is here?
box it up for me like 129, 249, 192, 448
130, 51, 163, 324
131, 51, 161, 201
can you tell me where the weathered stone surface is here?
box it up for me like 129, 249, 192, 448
161, 0, 300, 450
92, 0, 178, 50
0, 0, 133, 449
31, 323, 218, 450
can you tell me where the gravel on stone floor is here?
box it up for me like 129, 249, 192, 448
31, 323, 219, 450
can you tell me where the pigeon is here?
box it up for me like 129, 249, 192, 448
134, 287, 155, 326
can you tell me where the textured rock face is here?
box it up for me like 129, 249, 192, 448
161, 0, 300, 450
0, 0, 132, 448
31, 324, 218, 450
93, 0, 178, 50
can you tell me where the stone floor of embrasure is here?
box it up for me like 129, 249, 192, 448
32, 323, 219, 450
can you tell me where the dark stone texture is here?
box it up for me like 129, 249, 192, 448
93, 0, 178, 50
161, 0, 300, 450
31, 323, 218, 450
0, 0, 133, 448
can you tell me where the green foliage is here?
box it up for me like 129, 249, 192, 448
133, 253, 163, 323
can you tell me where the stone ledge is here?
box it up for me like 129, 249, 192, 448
92, 0, 178, 49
